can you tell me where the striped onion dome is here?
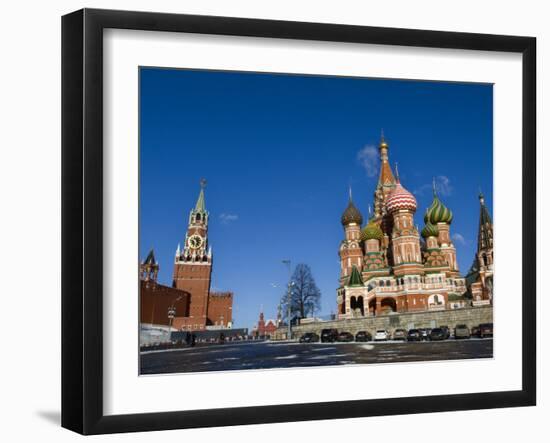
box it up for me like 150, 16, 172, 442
424, 194, 453, 224
341, 200, 363, 226
361, 220, 384, 241
421, 221, 439, 238
386, 182, 417, 213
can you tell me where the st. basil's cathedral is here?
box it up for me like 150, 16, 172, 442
337, 135, 493, 319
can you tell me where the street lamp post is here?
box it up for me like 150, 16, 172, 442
282, 260, 293, 340
167, 306, 176, 343
167, 295, 182, 343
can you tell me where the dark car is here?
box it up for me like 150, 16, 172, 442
299, 332, 319, 343
407, 329, 422, 341
355, 331, 372, 342
454, 324, 471, 339
419, 328, 431, 341
321, 328, 339, 343
479, 323, 494, 338
393, 329, 407, 341
471, 326, 481, 338
429, 328, 446, 341
337, 331, 354, 342
440, 326, 451, 339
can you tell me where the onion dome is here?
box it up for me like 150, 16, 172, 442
421, 222, 439, 238
341, 199, 363, 226
361, 220, 384, 241
424, 194, 453, 224
386, 182, 417, 213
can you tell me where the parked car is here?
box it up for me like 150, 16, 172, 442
355, 331, 372, 342
374, 329, 389, 341
454, 324, 471, 339
440, 326, 451, 339
321, 328, 339, 343
393, 329, 407, 341
471, 326, 481, 338
337, 331, 354, 342
479, 323, 494, 338
419, 328, 431, 341
429, 328, 446, 341
407, 329, 422, 341
299, 332, 319, 343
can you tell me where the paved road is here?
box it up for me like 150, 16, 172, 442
140, 338, 493, 374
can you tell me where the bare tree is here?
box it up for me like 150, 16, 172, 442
281, 264, 321, 320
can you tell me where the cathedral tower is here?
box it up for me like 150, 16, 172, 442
373, 132, 397, 219
466, 192, 494, 304
339, 189, 364, 281
386, 167, 424, 277
172, 179, 213, 328
424, 180, 459, 276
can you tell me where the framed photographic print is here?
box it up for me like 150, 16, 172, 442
62, 8, 536, 435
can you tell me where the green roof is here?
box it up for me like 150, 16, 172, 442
347, 265, 364, 287
195, 189, 206, 211
144, 249, 156, 265
421, 222, 439, 238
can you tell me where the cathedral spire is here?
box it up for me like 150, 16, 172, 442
377, 132, 396, 186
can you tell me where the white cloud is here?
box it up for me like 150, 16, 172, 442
452, 233, 466, 245
357, 144, 379, 178
414, 175, 453, 197
219, 213, 238, 224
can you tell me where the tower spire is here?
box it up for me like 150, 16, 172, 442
195, 178, 207, 211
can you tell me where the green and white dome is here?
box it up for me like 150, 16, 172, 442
424, 195, 453, 224
361, 220, 384, 241
421, 222, 439, 238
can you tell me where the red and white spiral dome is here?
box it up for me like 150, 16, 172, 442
386, 182, 417, 213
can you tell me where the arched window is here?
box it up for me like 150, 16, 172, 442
196, 213, 201, 221
380, 280, 385, 287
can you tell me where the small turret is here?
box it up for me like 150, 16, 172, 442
140, 248, 159, 282
341, 187, 363, 226
424, 178, 453, 224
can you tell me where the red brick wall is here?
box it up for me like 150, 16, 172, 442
172, 262, 212, 327
140, 280, 190, 326
207, 292, 233, 326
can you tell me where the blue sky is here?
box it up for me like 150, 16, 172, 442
139, 67, 493, 331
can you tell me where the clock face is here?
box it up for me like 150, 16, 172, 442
188, 235, 203, 249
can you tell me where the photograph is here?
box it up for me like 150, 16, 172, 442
138, 67, 494, 375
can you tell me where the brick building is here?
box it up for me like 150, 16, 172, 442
140, 180, 233, 331
252, 310, 279, 338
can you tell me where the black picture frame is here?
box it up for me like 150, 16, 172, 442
62, 8, 536, 435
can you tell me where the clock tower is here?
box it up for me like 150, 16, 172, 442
172, 179, 213, 329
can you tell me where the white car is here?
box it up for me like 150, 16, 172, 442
374, 329, 389, 341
